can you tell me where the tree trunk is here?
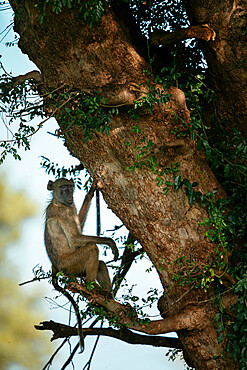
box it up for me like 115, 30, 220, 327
10, 1, 240, 368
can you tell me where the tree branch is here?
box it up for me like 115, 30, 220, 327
151, 24, 216, 46
67, 281, 206, 335
35, 320, 182, 349
11, 70, 43, 85
0, 70, 43, 99
112, 233, 141, 293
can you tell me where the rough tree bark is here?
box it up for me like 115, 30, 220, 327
9, 1, 245, 369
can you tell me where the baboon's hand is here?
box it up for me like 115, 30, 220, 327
88, 180, 97, 196
91, 177, 98, 191
106, 238, 119, 261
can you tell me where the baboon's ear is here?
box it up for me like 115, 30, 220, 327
69, 178, 75, 186
47, 180, 54, 191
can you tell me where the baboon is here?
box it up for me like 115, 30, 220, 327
45, 177, 118, 290
44, 177, 119, 351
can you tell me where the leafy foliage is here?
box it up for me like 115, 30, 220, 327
40, 156, 85, 188
128, 2, 246, 366
162, 63, 247, 367
0, 67, 118, 159
35, 0, 111, 25
180, 70, 247, 368
54, 88, 117, 142
126, 124, 181, 195
0, 61, 45, 163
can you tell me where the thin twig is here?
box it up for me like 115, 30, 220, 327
0, 94, 74, 143
61, 342, 80, 370
19, 276, 49, 286
42, 338, 68, 370
82, 323, 102, 370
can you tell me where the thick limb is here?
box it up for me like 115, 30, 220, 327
151, 25, 216, 46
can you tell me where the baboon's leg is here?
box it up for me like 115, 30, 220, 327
97, 260, 112, 292
58, 242, 99, 281
84, 243, 99, 283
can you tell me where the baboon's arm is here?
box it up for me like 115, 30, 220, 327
78, 182, 96, 230
66, 231, 119, 262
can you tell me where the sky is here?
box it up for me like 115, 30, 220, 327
0, 6, 185, 370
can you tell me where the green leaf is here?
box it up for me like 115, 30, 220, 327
163, 187, 169, 195
188, 190, 196, 205
174, 175, 182, 190
218, 333, 225, 344
183, 179, 192, 190
224, 163, 230, 178
192, 131, 197, 141
157, 178, 164, 186
192, 182, 199, 187
196, 139, 202, 150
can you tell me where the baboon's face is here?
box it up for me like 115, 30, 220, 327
48, 178, 74, 206
57, 182, 74, 206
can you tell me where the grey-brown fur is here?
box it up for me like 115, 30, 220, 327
45, 178, 119, 291
44, 178, 119, 352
